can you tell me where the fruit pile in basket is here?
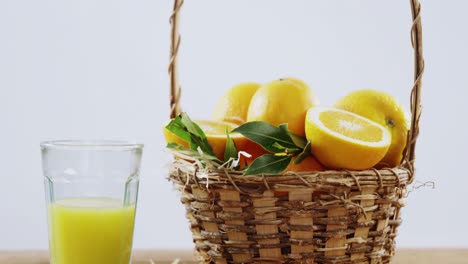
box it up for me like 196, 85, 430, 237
164, 78, 409, 175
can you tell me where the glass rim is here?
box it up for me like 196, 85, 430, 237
40, 140, 144, 151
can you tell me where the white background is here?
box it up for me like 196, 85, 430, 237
1, 0, 467, 249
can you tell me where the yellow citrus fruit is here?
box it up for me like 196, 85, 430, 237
285, 155, 325, 172
212, 82, 262, 124
334, 89, 410, 167
305, 106, 391, 170
163, 120, 247, 161
283, 77, 320, 105
247, 79, 319, 136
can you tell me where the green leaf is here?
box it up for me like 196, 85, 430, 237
180, 113, 205, 139
243, 154, 292, 176
224, 128, 237, 162
271, 142, 301, 154
166, 142, 180, 149
279, 124, 307, 149
294, 141, 312, 164
178, 113, 215, 156
165, 113, 218, 158
233, 121, 297, 153
167, 142, 220, 163
165, 116, 191, 143
166, 142, 195, 153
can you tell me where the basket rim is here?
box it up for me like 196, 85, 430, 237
169, 160, 412, 190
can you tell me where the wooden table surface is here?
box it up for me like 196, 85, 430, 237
0, 249, 467, 264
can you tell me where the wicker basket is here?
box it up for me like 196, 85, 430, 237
167, 1, 424, 263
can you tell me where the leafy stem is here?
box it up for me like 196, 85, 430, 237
165, 113, 313, 175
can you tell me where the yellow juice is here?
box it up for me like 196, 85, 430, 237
48, 197, 136, 264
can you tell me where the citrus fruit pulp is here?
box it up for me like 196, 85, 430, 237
334, 89, 410, 167
305, 106, 391, 170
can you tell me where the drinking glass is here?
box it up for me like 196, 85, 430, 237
41, 140, 143, 264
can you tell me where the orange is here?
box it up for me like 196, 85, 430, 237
283, 77, 320, 105
212, 82, 262, 124
247, 79, 318, 137
285, 155, 325, 172
163, 120, 247, 161
334, 89, 410, 167
305, 106, 391, 170
236, 139, 270, 168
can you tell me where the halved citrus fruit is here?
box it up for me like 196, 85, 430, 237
334, 89, 410, 167
305, 106, 391, 170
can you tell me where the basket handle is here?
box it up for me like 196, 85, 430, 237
168, 0, 424, 169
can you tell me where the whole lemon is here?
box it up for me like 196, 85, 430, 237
334, 89, 410, 167
283, 77, 320, 105
212, 82, 262, 124
247, 79, 318, 136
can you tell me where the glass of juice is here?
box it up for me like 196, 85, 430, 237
40, 140, 144, 264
